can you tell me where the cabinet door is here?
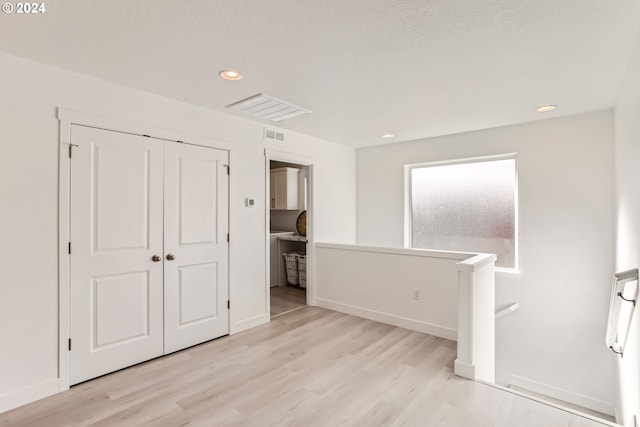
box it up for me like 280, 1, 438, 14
163, 143, 230, 354
270, 169, 299, 210
274, 171, 288, 209
69, 125, 164, 385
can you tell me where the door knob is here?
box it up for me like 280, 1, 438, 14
151, 255, 162, 262
166, 254, 176, 261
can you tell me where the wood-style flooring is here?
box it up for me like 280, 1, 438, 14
0, 307, 614, 427
270, 286, 306, 317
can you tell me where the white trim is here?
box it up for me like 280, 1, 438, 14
230, 313, 270, 335
403, 153, 519, 271
58, 119, 71, 393
305, 165, 316, 306
483, 380, 620, 427
264, 156, 271, 318
403, 163, 412, 248
454, 360, 476, 380
264, 149, 317, 308
405, 152, 519, 169
509, 374, 615, 417
513, 156, 520, 271
227, 149, 234, 337
57, 108, 236, 150
315, 297, 457, 341
264, 149, 314, 166
316, 242, 477, 261
456, 253, 497, 272
0, 379, 59, 413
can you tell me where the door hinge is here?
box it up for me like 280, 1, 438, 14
68, 143, 78, 158
68, 338, 72, 351
224, 164, 230, 175
227, 300, 230, 310
68, 242, 71, 254
227, 233, 230, 242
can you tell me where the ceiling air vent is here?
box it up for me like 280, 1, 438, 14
226, 93, 311, 122
264, 128, 285, 141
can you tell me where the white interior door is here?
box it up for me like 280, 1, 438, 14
163, 143, 229, 354
69, 125, 164, 385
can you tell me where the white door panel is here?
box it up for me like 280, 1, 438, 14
178, 262, 218, 325
179, 158, 218, 245
92, 271, 150, 348
93, 143, 151, 251
70, 125, 164, 385
164, 143, 229, 354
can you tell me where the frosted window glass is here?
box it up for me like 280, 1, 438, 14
410, 159, 516, 269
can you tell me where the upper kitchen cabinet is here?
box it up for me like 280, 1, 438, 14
270, 167, 299, 210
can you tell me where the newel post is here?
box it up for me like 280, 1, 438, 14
454, 254, 496, 383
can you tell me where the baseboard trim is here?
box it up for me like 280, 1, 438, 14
483, 380, 620, 427
315, 297, 457, 341
231, 313, 269, 335
454, 359, 475, 380
0, 378, 60, 414
509, 374, 615, 417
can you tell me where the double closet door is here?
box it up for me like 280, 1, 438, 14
69, 125, 229, 385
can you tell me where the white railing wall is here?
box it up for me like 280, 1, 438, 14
315, 243, 496, 383
455, 253, 496, 382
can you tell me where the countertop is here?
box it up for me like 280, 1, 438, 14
278, 234, 307, 242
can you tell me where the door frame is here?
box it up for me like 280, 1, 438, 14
264, 149, 316, 316
57, 108, 234, 391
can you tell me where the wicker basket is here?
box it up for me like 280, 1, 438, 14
298, 255, 307, 288
283, 253, 299, 285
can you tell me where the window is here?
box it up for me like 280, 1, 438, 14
406, 155, 518, 270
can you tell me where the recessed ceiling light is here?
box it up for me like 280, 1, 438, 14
536, 105, 557, 112
219, 69, 242, 81
382, 133, 395, 139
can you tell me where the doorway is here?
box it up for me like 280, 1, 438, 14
268, 159, 311, 317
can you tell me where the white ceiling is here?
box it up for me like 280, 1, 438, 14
1, 0, 639, 148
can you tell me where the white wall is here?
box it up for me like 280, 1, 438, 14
315, 243, 496, 382
357, 111, 616, 414
316, 245, 465, 340
0, 52, 356, 410
614, 29, 640, 427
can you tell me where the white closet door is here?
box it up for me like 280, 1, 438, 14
69, 125, 164, 385
163, 143, 229, 354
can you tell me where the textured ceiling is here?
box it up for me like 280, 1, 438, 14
1, 0, 639, 147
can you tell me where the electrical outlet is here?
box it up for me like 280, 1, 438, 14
413, 288, 421, 301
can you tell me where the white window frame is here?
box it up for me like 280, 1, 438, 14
404, 153, 520, 274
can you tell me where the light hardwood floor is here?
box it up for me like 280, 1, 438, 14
0, 307, 614, 427
270, 286, 306, 317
